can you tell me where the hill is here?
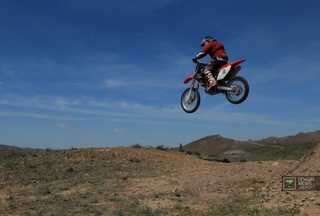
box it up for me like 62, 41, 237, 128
1, 143, 320, 215
1, 130, 320, 215
258, 130, 320, 144
0, 144, 39, 158
181, 130, 320, 162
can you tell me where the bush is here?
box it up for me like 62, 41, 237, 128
155, 145, 167, 151
131, 144, 143, 148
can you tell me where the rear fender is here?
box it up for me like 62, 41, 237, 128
228, 59, 245, 68
183, 75, 194, 84
217, 59, 245, 80
217, 59, 245, 71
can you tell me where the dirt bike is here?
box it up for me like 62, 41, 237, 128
180, 59, 249, 113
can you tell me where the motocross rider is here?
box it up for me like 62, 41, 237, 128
192, 36, 229, 91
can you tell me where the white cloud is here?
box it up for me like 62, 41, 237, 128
0, 90, 317, 134
111, 128, 128, 135
102, 79, 123, 88
56, 123, 78, 132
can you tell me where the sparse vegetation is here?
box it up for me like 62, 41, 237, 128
186, 150, 201, 157
1, 131, 320, 215
179, 143, 184, 152
204, 195, 300, 216
180, 140, 319, 163
131, 143, 143, 148
0, 146, 307, 215
1, 148, 170, 215
155, 145, 167, 151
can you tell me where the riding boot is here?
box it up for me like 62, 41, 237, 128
205, 72, 217, 91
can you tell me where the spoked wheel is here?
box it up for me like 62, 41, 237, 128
225, 76, 249, 104
180, 88, 201, 113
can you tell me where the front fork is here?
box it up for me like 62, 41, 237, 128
186, 79, 199, 103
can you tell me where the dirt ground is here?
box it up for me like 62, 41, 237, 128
1, 144, 320, 215
113, 144, 320, 215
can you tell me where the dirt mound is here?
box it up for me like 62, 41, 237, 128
285, 142, 320, 176
1, 145, 320, 215
260, 143, 320, 215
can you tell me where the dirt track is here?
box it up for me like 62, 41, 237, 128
104, 144, 320, 215
1, 144, 320, 215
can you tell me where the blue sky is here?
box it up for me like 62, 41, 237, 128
1, 0, 319, 149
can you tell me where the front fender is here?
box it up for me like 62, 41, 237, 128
183, 75, 194, 84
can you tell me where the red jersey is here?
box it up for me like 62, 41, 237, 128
196, 40, 228, 60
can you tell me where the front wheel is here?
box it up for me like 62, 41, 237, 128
225, 76, 249, 104
181, 88, 201, 113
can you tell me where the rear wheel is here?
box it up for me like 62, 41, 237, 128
181, 88, 201, 113
225, 76, 249, 104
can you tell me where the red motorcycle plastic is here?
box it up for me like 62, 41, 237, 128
181, 59, 249, 113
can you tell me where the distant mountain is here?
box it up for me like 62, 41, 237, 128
182, 134, 242, 155
0, 144, 39, 158
181, 130, 320, 161
257, 130, 320, 144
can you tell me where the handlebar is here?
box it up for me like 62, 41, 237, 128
192, 58, 198, 64
192, 59, 205, 65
